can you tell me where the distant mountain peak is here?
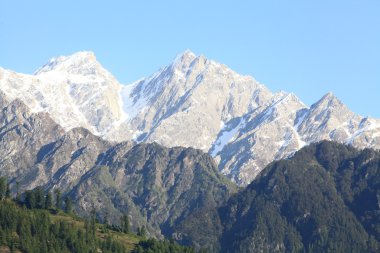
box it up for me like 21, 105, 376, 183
174, 49, 197, 62
311, 91, 344, 110
320, 91, 339, 102
171, 49, 199, 73
34, 51, 99, 75
1, 51, 380, 186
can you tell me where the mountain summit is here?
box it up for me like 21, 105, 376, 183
1, 51, 380, 185
34, 51, 98, 75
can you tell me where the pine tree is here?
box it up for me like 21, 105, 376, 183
24, 190, 36, 209
0, 191, 129, 253
0, 177, 6, 200
121, 214, 130, 233
90, 208, 97, 237
65, 196, 73, 214
5, 182, 10, 199
137, 226, 146, 238
15, 181, 20, 202
104, 210, 109, 226
54, 189, 61, 210
34, 186, 45, 208
45, 192, 53, 210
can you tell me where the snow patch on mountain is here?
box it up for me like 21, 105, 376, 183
210, 117, 247, 156
1, 50, 380, 185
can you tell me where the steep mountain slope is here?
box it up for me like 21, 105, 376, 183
120, 51, 273, 150
216, 92, 380, 185
69, 142, 237, 250
215, 92, 308, 184
0, 52, 127, 137
0, 95, 236, 250
25, 127, 112, 192
218, 141, 380, 253
0, 91, 112, 192
0, 91, 64, 181
298, 92, 380, 149
1, 51, 380, 185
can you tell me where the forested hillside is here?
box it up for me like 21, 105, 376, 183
218, 141, 380, 253
0, 182, 195, 253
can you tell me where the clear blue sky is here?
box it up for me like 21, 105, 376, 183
1, 1, 379, 117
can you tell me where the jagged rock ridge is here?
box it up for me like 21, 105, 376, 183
1, 51, 379, 185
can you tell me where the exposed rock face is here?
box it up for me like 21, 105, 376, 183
0, 94, 236, 250
1, 51, 380, 185
69, 143, 237, 247
0, 91, 112, 192
0, 52, 127, 136
121, 51, 272, 151
0, 91, 64, 183
215, 92, 380, 185
26, 127, 112, 193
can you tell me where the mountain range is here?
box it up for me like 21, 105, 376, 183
1, 50, 379, 185
0, 64, 379, 252
0, 91, 379, 251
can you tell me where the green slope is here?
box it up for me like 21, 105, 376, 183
0, 197, 194, 253
218, 141, 380, 253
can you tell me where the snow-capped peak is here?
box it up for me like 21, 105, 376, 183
308, 91, 346, 113
173, 49, 197, 64
170, 50, 199, 75
316, 91, 339, 104
34, 51, 98, 75
1, 50, 380, 187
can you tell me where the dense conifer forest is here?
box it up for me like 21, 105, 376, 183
0, 179, 195, 253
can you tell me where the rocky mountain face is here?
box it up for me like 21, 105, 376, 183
0, 52, 127, 137
215, 92, 380, 185
216, 141, 380, 252
0, 92, 236, 249
120, 51, 273, 150
0, 91, 64, 182
1, 51, 380, 185
0, 92, 379, 252
69, 142, 236, 249
0, 90, 111, 192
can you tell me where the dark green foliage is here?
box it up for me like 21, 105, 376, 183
24, 186, 46, 209
65, 196, 73, 214
45, 191, 53, 209
34, 186, 45, 208
24, 189, 37, 209
121, 214, 130, 233
54, 188, 62, 210
15, 181, 20, 201
0, 177, 7, 200
137, 226, 147, 238
104, 210, 109, 225
5, 182, 10, 199
218, 141, 380, 253
90, 208, 97, 237
132, 238, 195, 253
0, 197, 127, 253
0, 183, 196, 253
